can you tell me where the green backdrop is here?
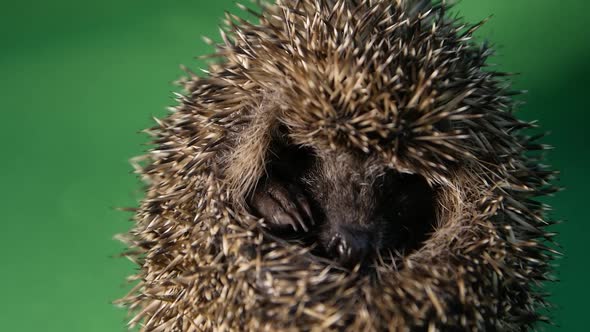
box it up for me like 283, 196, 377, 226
1, 0, 587, 330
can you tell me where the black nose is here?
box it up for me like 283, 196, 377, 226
325, 225, 374, 267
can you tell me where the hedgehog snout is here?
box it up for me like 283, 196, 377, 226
324, 224, 376, 268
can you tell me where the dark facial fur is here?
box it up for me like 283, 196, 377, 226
249, 135, 436, 268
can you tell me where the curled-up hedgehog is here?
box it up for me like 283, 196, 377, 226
118, 0, 559, 331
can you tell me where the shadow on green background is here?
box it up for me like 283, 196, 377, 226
1, 1, 587, 330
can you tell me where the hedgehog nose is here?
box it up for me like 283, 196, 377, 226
326, 225, 373, 268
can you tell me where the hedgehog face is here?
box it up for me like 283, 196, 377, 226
249, 139, 437, 267
307, 150, 437, 267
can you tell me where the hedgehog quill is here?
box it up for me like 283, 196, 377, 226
118, 0, 559, 330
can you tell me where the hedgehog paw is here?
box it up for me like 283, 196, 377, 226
249, 178, 314, 233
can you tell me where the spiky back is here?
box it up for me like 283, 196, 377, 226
118, 1, 557, 331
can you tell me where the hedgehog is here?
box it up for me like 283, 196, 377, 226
118, 0, 558, 331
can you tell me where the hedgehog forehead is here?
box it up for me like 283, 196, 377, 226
312, 147, 386, 175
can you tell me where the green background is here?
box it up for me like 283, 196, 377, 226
1, 0, 587, 330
